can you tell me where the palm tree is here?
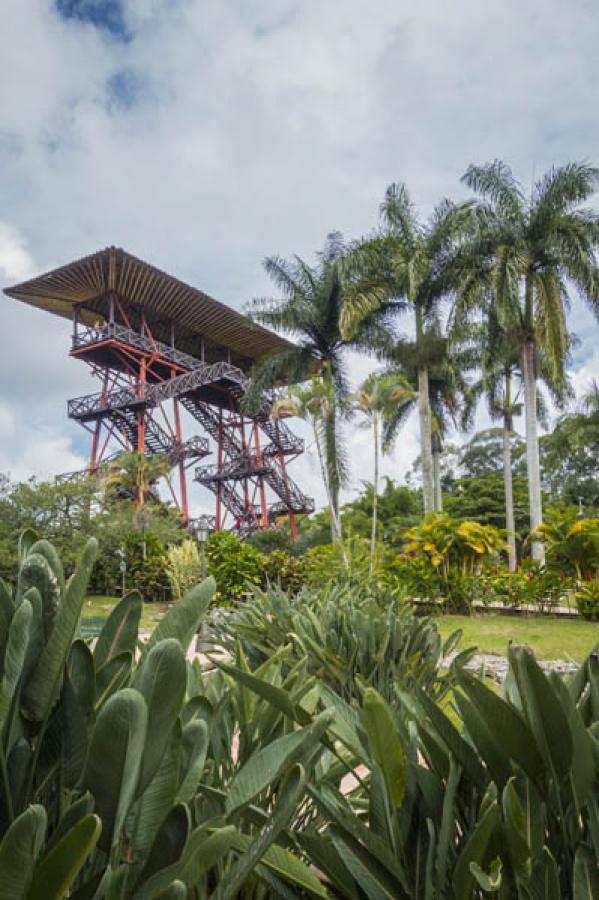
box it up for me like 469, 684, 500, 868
469, 310, 523, 570
460, 161, 599, 561
273, 378, 348, 564
247, 234, 384, 530
351, 372, 411, 572
340, 184, 473, 514
380, 325, 475, 513
101, 451, 171, 507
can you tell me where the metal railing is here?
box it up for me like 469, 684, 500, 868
72, 322, 203, 371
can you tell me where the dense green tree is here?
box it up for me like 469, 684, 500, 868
540, 382, 599, 511
460, 160, 599, 561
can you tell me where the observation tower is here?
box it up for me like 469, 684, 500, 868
3, 247, 313, 537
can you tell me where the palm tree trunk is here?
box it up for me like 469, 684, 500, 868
312, 418, 348, 567
522, 337, 545, 564
431, 432, 443, 512
417, 366, 435, 515
370, 414, 379, 575
502, 410, 517, 572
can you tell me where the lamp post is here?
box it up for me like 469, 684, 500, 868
195, 516, 212, 652
116, 547, 127, 595
197, 519, 210, 580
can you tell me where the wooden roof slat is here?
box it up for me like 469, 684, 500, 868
3, 246, 292, 368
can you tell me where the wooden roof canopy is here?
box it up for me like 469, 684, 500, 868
3, 246, 292, 371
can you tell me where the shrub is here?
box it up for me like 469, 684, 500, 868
261, 548, 306, 593
402, 512, 506, 577
575, 578, 599, 619
166, 537, 201, 601
214, 581, 470, 703
205, 530, 263, 604
532, 507, 599, 579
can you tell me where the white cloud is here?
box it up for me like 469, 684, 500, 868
2, 0, 599, 504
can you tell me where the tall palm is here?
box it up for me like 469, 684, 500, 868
381, 326, 475, 513
351, 372, 411, 572
247, 234, 383, 529
460, 161, 599, 561
340, 184, 473, 514
273, 377, 348, 564
101, 451, 170, 507
470, 310, 523, 570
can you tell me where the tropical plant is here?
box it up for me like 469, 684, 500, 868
531, 507, 599, 581
575, 578, 599, 619
402, 513, 506, 578
351, 371, 411, 571
205, 530, 264, 604
0, 531, 331, 898
459, 160, 599, 561
214, 581, 468, 705
380, 325, 476, 513
101, 450, 172, 507
273, 377, 349, 557
340, 183, 473, 514
166, 537, 201, 602
246, 233, 385, 527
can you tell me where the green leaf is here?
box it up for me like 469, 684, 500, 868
502, 779, 532, 879
132, 728, 181, 863
470, 858, 502, 893
153, 884, 187, 900
573, 846, 599, 900
512, 647, 573, 780
134, 639, 187, 795
0, 805, 46, 900
529, 847, 560, 900
455, 667, 544, 784
231, 833, 329, 898
137, 803, 190, 887
226, 711, 332, 814
0, 599, 31, 730
23, 539, 98, 723
95, 651, 133, 708
361, 688, 405, 809
146, 578, 214, 653
452, 803, 500, 899
213, 764, 306, 900
94, 591, 142, 668
176, 720, 208, 806
27, 814, 101, 900
83, 687, 148, 851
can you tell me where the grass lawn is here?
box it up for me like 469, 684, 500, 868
83, 595, 170, 633
437, 613, 599, 662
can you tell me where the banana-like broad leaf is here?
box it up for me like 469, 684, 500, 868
146, 578, 215, 654
137, 803, 190, 887
0, 804, 46, 900
23, 538, 98, 723
0, 599, 31, 730
153, 884, 187, 899
16, 553, 59, 641
134, 639, 187, 795
226, 710, 332, 814
573, 845, 599, 899
94, 592, 143, 669
27, 814, 101, 900
17, 529, 37, 568
361, 688, 405, 809
231, 833, 329, 898
176, 720, 208, 806
511, 647, 573, 781
452, 803, 501, 898
132, 728, 181, 863
502, 779, 532, 879
529, 847, 560, 900
83, 688, 148, 852
214, 764, 306, 900
95, 651, 133, 708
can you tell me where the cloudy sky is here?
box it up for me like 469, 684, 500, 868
2, 0, 599, 513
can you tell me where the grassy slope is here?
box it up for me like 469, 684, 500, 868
84, 595, 169, 632
437, 613, 599, 662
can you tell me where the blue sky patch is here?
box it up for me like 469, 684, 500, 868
55, 0, 132, 42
